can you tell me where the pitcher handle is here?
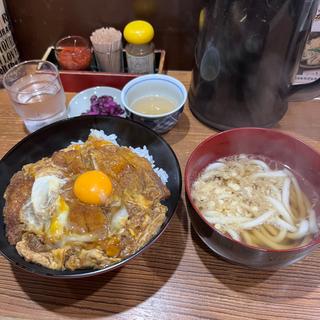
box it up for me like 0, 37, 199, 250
289, 77, 320, 102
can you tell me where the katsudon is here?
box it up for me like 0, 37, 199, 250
3, 130, 170, 270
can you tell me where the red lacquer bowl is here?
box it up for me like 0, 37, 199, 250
185, 128, 320, 269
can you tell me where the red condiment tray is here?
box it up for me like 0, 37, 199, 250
59, 71, 137, 92
42, 46, 166, 92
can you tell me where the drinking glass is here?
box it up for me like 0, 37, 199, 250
3, 60, 67, 132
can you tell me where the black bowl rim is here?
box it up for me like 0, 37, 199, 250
185, 127, 320, 254
0, 115, 182, 278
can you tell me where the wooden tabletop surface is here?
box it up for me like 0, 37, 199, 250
1, 70, 320, 320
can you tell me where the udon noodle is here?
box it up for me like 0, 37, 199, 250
191, 154, 319, 250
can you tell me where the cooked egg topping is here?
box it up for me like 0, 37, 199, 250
31, 175, 66, 213
47, 196, 69, 242
25, 172, 128, 255
73, 170, 113, 205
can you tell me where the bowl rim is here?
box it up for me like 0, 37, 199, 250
185, 127, 320, 253
0, 115, 182, 278
54, 35, 91, 50
120, 74, 187, 119
3, 60, 60, 94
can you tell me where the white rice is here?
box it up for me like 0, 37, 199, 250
72, 129, 169, 184
89, 129, 119, 146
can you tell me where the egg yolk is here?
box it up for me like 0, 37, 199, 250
73, 170, 112, 205
48, 197, 69, 241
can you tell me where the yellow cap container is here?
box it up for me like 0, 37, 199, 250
124, 20, 154, 45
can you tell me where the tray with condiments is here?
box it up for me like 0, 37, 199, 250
42, 46, 165, 92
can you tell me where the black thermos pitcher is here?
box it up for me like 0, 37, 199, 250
189, 0, 320, 130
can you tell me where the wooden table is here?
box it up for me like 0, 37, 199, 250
1, 71, 320, 320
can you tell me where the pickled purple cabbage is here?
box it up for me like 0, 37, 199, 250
82, 95, 125, 116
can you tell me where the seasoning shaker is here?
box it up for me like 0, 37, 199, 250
124, 20, 155, 74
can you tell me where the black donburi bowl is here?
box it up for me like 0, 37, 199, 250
0, 116, 182, 278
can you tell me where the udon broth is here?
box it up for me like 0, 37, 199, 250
191, 154, 319, 250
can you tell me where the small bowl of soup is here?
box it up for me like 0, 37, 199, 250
185, 128, 320, 269
121, 74, 187, 134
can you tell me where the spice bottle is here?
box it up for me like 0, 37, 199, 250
124, 20, 155, 74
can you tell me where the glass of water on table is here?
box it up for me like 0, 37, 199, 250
3, 60, 67, 133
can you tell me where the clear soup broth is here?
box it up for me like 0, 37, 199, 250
131, 95, 176, 115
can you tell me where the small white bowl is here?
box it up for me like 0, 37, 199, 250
68, 86, 125, 118
121, 74, 187, 134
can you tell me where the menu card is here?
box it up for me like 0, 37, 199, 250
294, 5, 320, 85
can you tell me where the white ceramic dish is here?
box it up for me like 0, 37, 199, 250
68, 86, 125, 118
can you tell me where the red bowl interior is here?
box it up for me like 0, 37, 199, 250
185, 127, 320, 252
